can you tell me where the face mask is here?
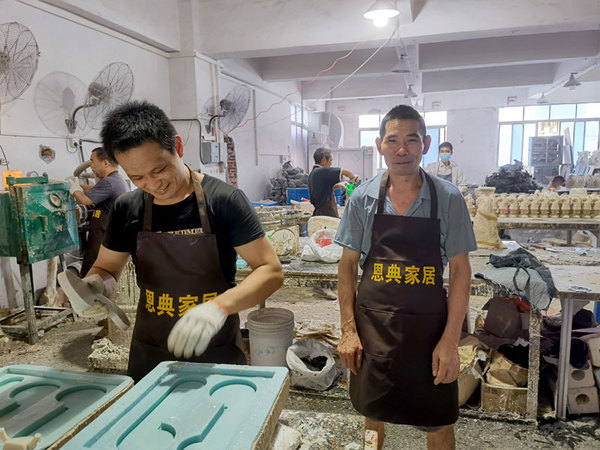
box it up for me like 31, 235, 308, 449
439, 153, 452, 163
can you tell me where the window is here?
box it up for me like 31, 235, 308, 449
497, 103, 600, 167
290, 104, 311, 162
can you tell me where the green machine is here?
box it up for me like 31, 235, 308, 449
0, 175, 79, 343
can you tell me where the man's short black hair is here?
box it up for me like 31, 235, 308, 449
552, 175, 565, 184
91, 146, 118, 166
379, 105, 427, 139
314, 147, 332, 165
439, 142, 453, 152
100, 100, 177, 164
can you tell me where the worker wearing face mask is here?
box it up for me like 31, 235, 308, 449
425, 142, 466, 186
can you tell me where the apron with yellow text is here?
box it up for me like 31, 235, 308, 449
349, 170, 458, 426
127, 170, 245, 382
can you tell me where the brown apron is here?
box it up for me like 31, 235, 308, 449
309, 166, 339, 218
127, 170, 246, 382
81, 205, 109, 277
349, 170, 458, 427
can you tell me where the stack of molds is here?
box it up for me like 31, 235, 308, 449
0, 365, 133, 448
64, 362, 289, 449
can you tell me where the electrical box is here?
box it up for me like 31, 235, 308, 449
0, 176, 79, 264
201, 141, 225, 164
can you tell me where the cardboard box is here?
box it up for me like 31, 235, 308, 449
483, 297, 521, 339
458, 363, 483, 406
486, 350, 528, 387
480, 381, 527, 415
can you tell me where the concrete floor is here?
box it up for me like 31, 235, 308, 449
1, 287, 600, 449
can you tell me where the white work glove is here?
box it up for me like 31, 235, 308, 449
85, 273, 106, 294
167, 301, 228, 359
65, 176, 83, 195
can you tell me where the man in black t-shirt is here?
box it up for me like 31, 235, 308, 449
308, 147, 360, 218
68, 100, 284, 381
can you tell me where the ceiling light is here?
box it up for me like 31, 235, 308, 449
391, 49, 410, 73
405, 84, 417, 98
563, 73, 581, 90
363, 1, 400, 27
537, 93, 548, 104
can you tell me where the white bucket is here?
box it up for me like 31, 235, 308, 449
247, 307, 295, 367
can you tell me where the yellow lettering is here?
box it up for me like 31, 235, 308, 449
145, 289, 155, 313
156, 293, 175, 317
178, 294, 199, 317
371, 263, 384, 282
405, 266, 421, 285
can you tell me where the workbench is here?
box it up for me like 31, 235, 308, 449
549, 265, 600, 419
238, 242, 600, 421
497, 217, 600, 247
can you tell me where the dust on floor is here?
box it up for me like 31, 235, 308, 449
1, 287, 599, 449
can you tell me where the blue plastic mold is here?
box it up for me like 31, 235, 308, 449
0, 365, 133, 449
63, 362, 289, 449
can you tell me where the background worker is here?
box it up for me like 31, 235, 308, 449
425, 142, 466, 186
66, 147, 129, 277
549, 175, 566, 190
308, 147, 360, 217
335, 105, 477, 449
72, 101, 283, 382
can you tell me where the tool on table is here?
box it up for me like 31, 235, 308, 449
57, 270, 130, 329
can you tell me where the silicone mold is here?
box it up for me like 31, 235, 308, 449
63, 362, 289, 449
0, 365, 133, 449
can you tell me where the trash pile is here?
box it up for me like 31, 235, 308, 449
485, 162, 541, 193
267, 161, 309, 204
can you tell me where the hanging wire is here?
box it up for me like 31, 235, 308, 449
254, 26, 398, 131
235, 33, 383, 130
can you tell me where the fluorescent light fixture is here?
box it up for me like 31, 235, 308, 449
391, 49, 410, 73
537, 93, 548, 104
563, 73, 581, 90
363, 0, 400, 27
405, 84, 417, 98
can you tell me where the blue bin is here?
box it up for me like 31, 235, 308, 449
286, 187, 310, 204
334, 188, 343, 206
251, 200, 278, 207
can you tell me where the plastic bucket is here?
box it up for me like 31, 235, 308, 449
247, 308, 295, 367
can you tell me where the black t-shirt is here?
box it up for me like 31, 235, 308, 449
103, 174, 264, 286
308, 165, 341, 209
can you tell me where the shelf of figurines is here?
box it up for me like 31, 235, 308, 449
465, 187, 600, 220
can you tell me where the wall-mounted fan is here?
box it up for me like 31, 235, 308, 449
34, 72, 90, 136
316, 111, 344, 149
205, 85, 251, 134
66, 62, 134, 133
0, 22, 40, 105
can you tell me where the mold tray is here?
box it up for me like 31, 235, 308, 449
63, 362, 289, 449
0, 365, 133, 449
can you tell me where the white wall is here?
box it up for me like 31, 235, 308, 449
0, 0, 171, 307
446, 108, 499, 185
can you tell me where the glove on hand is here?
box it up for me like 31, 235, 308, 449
84, 274, 106, 295
66, 176, 82, 195
167, 301, 228, 359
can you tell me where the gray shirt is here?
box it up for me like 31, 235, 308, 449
334, 170, 477, 269
86, 172, 130, 215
